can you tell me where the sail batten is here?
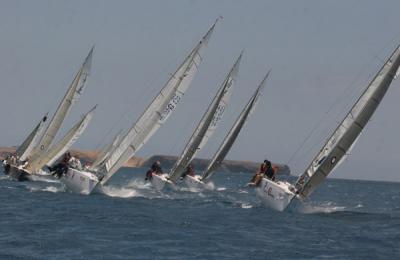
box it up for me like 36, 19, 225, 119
99, 21, 218, 185
294, 44, 400, 198
168, 53, 242, 183
201, 71, 269, 181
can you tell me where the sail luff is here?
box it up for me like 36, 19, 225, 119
27, 105, 97, 171
99, 21, 218, 185
201, 71, 269, 181
17, 114, 48, 161
168, 53, 242, 183
295, 44, 400, 198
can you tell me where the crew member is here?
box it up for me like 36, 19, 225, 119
181, 164, 195, 179
145, 161, 163, 181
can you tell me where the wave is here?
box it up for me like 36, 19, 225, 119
297, 202, 346, 214
29, 185, 64, 193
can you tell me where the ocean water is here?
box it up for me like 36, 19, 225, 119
0, 168, 399, 260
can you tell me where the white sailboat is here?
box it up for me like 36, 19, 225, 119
184, 71, 269, 190
6, 47, 94, 181
256, 43, 400, 211
60, 20, 219, 194
150, 52, 242, 191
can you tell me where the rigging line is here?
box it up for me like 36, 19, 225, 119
285, 50, 383, 166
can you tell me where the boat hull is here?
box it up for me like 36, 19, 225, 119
184, 175, 209, 190
150, 173, 176, 191
8, 165, 30, 181
255, 178, 295, 211
60, 167, 99, 195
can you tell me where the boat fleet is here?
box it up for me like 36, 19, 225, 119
2, 19, 400, 212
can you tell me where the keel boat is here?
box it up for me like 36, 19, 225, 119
256, 43, 400, 211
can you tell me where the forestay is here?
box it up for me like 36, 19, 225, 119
17, 114, 48, 161
168, 53, 242, 183
26, 47, 94, 172
295, 44, 400, 198
29, 105, 96, 171
99, 20, 219, 185
202, 71, 269, 181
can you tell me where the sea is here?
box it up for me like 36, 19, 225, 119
0, 168, 399, 260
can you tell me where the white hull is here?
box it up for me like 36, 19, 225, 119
255, 178, 296, 211
184, 175, 204, 189
150, 173, 176, 191
61, 167, 99, 195
184, 175, 215, 191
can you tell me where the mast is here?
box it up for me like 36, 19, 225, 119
294, 44, 400, 198
168, 52, 242, 183
202, 71, 269, 181
99, 20, 219, 185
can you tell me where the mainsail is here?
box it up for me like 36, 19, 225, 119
201, 71, 269, 181
17, 114, 48, 161
27, 105, 96, 171
168, 53, 242, 183
31, 47, 94, 158
294, 44, 400, 198
99, 20, 219, 185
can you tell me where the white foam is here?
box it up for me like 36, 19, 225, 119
241, 203, 253, 209
29, 185, 63, 193
298, 202, 346, 214
100, 185, 141, 198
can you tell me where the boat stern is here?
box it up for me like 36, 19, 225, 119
61, 167, 99, 195
256, 178, 295, 211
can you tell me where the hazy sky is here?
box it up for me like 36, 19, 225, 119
1, 0, 400, 182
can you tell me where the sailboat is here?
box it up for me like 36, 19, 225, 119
184, 71, 269, 190
150, 52, 242, 191
60, 20, 219, 194
5, 47, 95, 181
256, 43, 400, 211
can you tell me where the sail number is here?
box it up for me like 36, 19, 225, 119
210, 105, 226, 127
159, 94, 181, 121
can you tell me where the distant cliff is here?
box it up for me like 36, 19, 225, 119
0, 147, 290, 175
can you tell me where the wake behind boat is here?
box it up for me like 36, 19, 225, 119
255, 43, 400, 211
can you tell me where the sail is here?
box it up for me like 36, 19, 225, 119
31, 47, 94, 158
295, 44, 400, 198
168, 53, 242, 183
99, 20, 219, 185
26, 106, 96, 172
90, 130, 123, 171
202, 71, 269, 181
17, 114, 48, 161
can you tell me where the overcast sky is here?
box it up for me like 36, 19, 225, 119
1, 0, 400, 182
